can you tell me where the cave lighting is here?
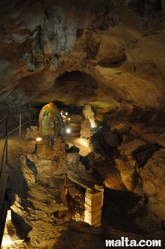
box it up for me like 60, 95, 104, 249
6, 209, 11, 221
60, 110, 70, 123
1, 210, 13, 247
91, 123, 97, 128
80, 138, 88, 147
66, 128, 71, 134
1, 236, 14, 247
90, 121, 97, 128
36, 137, 42, 142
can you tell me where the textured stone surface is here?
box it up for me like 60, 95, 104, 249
1, 1, 165, 248
0, 0, 165, 122
24, 126, 39, 140
140, 149, 165, 221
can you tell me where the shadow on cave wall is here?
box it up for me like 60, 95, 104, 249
102, 188, 144, 234
0, 119, 36, 239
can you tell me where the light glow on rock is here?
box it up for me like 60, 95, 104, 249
66, 128, 71, 134
36, 137, 42, 142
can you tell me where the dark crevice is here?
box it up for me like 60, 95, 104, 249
97, 54, 126, 68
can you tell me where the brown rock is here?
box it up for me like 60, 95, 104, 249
140, 149, 165, 221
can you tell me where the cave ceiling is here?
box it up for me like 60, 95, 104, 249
0, 0, 165, 121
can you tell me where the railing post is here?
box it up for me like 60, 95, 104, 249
29, 111, 31, 127
5, 117, 8, 164
19, 113, 22, 144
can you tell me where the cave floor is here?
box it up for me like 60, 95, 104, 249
1, 133, 165, 249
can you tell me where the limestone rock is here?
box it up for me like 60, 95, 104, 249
82, 104, 97, 127
66, 152, 80, 166
101, 126, 119, 148
66, 137, 93, 157
115, 157, 138, 191
20, 155, 36, 186
39, 102, 63, 138
140, 149, 165, 221
142, 132, 165, 147
118, 139, 146, 167
118, 139, 146, 156
24, 126, 39, 140
80, 119, 94, 138
103, 166, 126, 191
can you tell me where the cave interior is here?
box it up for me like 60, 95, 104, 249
0, 0, 165, 248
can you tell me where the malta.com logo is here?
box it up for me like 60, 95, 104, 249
105, 237, 161, 247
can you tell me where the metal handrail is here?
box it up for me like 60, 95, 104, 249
7, 120, 29, 136
0, 108, 35, 125
0, 115, 9, 125
0, 108, 38, 247
0, 109, 37, 173
0, 138, 8, 171
0, 200, 10, 247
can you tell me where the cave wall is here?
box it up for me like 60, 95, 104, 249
0, 0, 165, 121
1, 1, 165, 247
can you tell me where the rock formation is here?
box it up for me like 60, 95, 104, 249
1, 0, 165, 248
